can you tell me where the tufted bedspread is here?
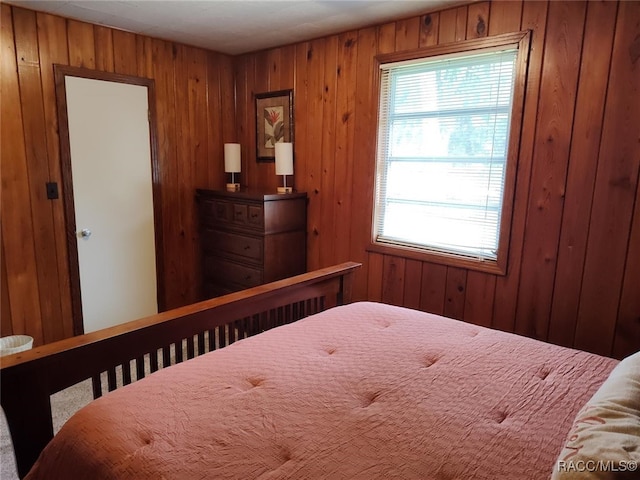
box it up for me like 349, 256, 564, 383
25, 302, 618, 480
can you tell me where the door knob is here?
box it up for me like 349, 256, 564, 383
79, 228, 92, 239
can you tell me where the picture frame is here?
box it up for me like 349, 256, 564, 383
255, 89, 294, 162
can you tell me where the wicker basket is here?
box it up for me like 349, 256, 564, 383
0, 335, 34, 356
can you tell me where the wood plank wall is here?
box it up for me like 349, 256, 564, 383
1, 1, 638, 360
235, 0, 640, 359
1, 4, 236, 344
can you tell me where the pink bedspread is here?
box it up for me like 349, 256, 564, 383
26, 302, 617, 479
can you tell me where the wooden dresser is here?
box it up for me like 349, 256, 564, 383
196, 189, 307, 298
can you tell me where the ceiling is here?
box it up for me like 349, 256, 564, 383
6, 0, 462, 55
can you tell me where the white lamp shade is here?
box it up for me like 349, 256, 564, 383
224, 143, 241, 173
275, 142, 294, 175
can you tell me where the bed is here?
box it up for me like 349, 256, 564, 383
2, 262, 639, 479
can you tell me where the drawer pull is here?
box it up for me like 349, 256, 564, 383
244, 245, 251, 250
245, 275, 252, 280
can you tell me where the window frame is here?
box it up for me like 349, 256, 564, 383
369, 31, 531, 276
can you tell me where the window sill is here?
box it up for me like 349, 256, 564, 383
367, 242, 507, 276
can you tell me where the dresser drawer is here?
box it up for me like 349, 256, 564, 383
201, 199, 232, 226
202, 229, 263, 262
231, 203, 264, 230
204, 256, 263, 288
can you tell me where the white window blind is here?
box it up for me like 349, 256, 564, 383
374, 48, 518, 261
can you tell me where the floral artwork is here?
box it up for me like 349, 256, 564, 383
255, 90, 293, 162
264, 106, 284, 148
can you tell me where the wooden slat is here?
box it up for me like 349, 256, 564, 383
187, 336, 195, 359
136, 35, 153, 78
515, 0, 586, 341
219, 53, 237, 150
613, 178, 640, 359
107, 367, 117, 391
13, 7, 62, 345
266, 47, 280, 91
205, 51, 223, 188
238, 55, 258, 188
488, 0, 523, 36
333, 31, 357, 264
122, 361, 132, 385
575, 1, 640, 356
150, 39, 179, 309
197, 332, 206, 355
136, 356, 146, 379
92, 375, 102, 398
254, 53, 270, 190
293, 44, 308, 199
150, 350, 159, 371
187, 48, 209, 305
438, 8, 458, 44
319, 36, 338, 267
420, 263, 447, 315
305, 38, 326, 271
112, 30, 138, 75
171, 45, 192, 308
36, 11, 74, 340
455, 6, 468, 42
381, 256, 405, 306
378, 22, 395, 52
93, 25, 114, 72
367, 252, 384, 302
492, 0, 549, 334
403, 260, 422, 310
548, 0, 617, 348
175, 339, 184, 362
66, 19, 95, 68
1, 4, 43, 344
394, 17, 420, 50
444, 267, 467, 320
348, 26, 379, 300
466, 1, 490, 39
162, 345, 171, 367
464, 272, 496, 328
419, 12, 439, 47
1, 243, 13, 336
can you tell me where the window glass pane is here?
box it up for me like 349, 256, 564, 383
375, 47, 518, 261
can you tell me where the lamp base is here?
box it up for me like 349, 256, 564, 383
226, 183, 240, 192
277, 186, 293, 194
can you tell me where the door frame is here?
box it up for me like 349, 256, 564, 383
54, 65, 165, 335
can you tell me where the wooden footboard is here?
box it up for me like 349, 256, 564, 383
1, 262, 360, 478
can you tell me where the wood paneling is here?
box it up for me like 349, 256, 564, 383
2, 1, 639, 359
574, 1, 640, 356
514, 1, 587, 341
1, 4, 43, 344
236, 0, 639, 358
491, 0, 548, 334
2, 6, 235, 342
548, 0, 617, 348
381, 255, 405, 306
14, 8, 64, 344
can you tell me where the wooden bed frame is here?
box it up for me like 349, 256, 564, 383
1, 262, 360, 478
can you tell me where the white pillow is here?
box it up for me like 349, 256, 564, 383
551, 351, 640, 479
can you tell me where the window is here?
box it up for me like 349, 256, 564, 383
372, 33, 530, 274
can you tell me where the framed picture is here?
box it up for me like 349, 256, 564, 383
255, 89, 294, 162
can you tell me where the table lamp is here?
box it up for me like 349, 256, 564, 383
224, 143, 241, 192
275, 142, 293, 194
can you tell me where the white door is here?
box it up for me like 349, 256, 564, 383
65, 76, 158, 333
